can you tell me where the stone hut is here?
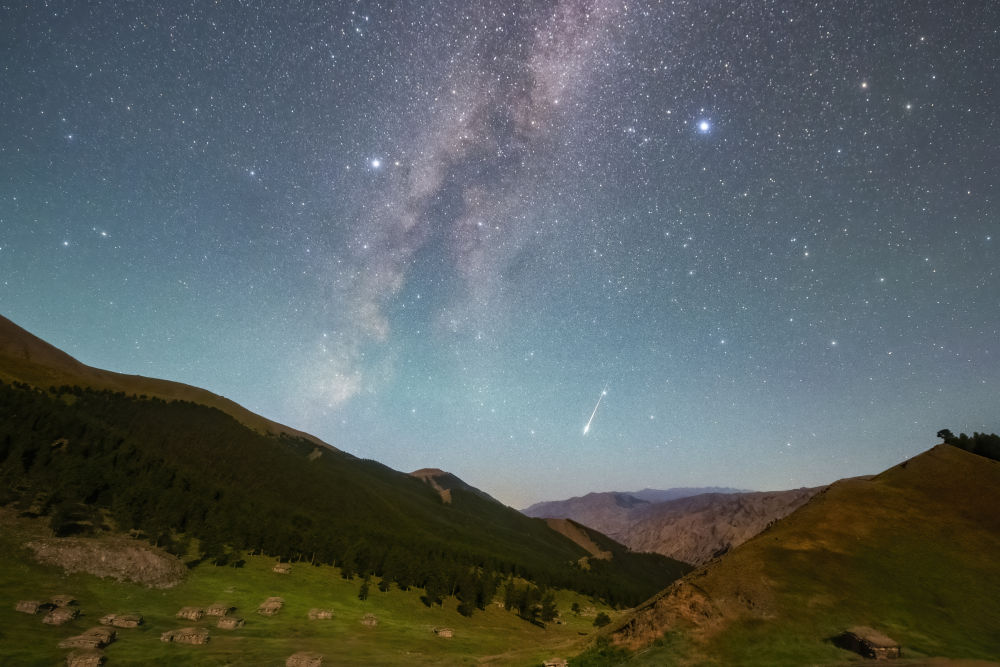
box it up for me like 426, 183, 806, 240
835, 626, 901, 659
99, 613, 143, 628
360, 613, 378, 627
176, 606, 204, 621
58, 627, 116, 650
286, 651, 324, 667
432, 627, 453, 638
257, 597, 285, 616
205, 602, 236, 617
217, 615, 245, 630
160, 627, 210, 645
65, 650, 106, 667
50, 595, 77, 607
273, 563, 292, 574
43, 607, 79, 625
308, 608, 334, 620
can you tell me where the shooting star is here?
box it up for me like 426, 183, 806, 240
582, 384, 608, 435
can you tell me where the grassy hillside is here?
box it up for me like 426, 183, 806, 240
0, 510, 619, 666
602, 445, 1000, 665
0, 380, 688, 610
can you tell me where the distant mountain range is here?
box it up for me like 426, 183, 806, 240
524, 486, 822, 565
522, 487, 744, 538
609, 444, 1000, 663
0, 314, 691, 610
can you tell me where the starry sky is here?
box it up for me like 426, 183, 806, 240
2, 1, 998, 508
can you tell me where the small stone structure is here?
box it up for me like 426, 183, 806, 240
273, 563, 292, 574
257, 597, 285, 616
433, 627, 453, 638
43, 607, 79, 625
360, 613, 378, 627
176, 606, 204, 621
99, 613, 142, 628
58, 627, 116, 649
65, 649, 106, 667
217, 615, 245, 629
308, 608, 334, 620
286, 651, 324, 667
835, 626, 901, 659
160, 627, 210, 645
205, 602, 236, 617
543, 660, 569, 667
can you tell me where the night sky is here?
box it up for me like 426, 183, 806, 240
2, 1, 997, 508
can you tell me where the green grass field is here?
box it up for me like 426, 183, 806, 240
0, 514, 620, 666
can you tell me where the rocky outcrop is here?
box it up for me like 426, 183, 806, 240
26, 536, 185, 588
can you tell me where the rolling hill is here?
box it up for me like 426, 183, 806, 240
605, 444, 1000, 664
0, 314, 690, 612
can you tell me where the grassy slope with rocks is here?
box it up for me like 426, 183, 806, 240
0, 510, 622, 666
599, 444, 1000, 665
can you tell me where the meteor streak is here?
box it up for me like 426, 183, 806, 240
582, 384, 608, 435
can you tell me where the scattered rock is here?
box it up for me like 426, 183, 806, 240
43, 607, 79, 625
58, 627, 116, 649
27, 537, 185, 588
286, 651, 323, 667
257, 597, 284, 616
361, 613, 378, 627
834, 626, 902, 659
50, 595, 78, 607
544, 660, 569, 667
99, 613, 142, 628
217, 615, 244, 629
205, 602, 235, 617
308, 608, 334, 620
65, 649, 106, 666
160, 627, 210, 645
433, 627, 453, 638
272, 563, 292, 574
176, 606, 204, 621
15, 600, 50, 614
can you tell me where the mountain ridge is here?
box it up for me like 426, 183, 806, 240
0, 314, 331, 450
524, 485, 822, 565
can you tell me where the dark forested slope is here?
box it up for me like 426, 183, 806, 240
0, 381, 691, 607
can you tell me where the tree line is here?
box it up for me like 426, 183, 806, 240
0, 381, 689, 616
936, 429, 1000, 462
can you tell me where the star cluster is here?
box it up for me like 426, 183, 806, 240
1, 1, 997, 507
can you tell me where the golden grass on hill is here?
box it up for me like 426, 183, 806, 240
609, 445, 1000, 665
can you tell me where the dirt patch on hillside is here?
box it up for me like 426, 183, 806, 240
544, 519, 612, 560
26, 536, 186, 588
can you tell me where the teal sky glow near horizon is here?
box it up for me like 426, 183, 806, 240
2, 1, 997, 508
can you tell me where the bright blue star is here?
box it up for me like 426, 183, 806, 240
697, 120, 711, 134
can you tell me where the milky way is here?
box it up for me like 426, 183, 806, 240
2, 1, 997, 506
